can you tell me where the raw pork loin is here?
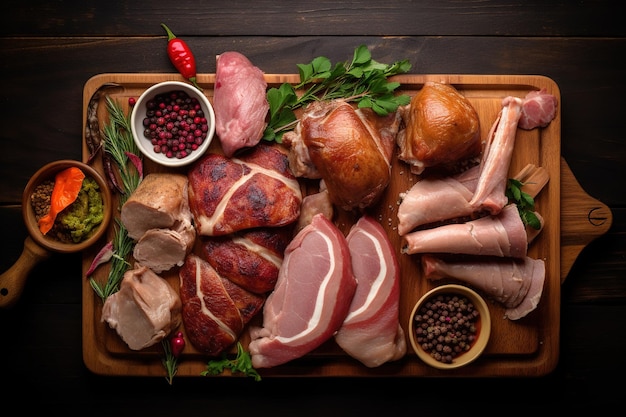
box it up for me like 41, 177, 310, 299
248, 214, 357, 368
335, 216, 406, 367
402, 204, 543, 258
187, 143, 302, 236
121, 173, 195, 273
199, 226, 292, 294
213, 51, 269, 157
179, 254, 265, 356
101, 265, 182, 350
422, 254, 545, 320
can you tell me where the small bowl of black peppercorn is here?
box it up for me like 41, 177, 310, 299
408, 284, 491, 370
130, 81, 215, 168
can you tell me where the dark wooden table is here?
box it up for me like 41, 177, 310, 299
1, 1, 624, 413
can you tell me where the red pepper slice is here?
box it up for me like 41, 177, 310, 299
38, 167, 85, 235
161, 23, 201, 90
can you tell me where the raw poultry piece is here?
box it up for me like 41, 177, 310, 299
101, 265, 182, 350
396, 81, 481, 175
470, 89, 558, 215
213, 51, 269, 157
248, 213, 357, 368
422, 254, 546, 320
335, 215, 406, 368
187, 143, 302, 236
179, 254, 265, 356
199, 226, 292, 294
121, 173, 196, 273
283, 100, 401, 211
402, 204, 543, 258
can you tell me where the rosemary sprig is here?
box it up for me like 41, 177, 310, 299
89, 97, 142, 301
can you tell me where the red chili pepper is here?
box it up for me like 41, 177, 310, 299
161, 23, 201, 90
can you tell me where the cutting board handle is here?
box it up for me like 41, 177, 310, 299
560, 157, 612, 283
0, 236, 51, 309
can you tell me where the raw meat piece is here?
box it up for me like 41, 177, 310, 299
335, 215, 406, 367
248, 214, 357, 368
179, 254, 265, 356
187, 143, 302, 236
519, 89, 558, 130
422, 254, 545, 320
283, 100, 401, 211
199, 226, 292, 294
402, 204, 542, 258
213, 51, 269, 157
101, 265, 182, 350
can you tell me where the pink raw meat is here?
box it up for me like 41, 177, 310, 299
248, 214, 356, 368
213, 51, 269, 157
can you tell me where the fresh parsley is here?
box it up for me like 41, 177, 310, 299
263, 45, 412, 143
201, 342, 261, 381
506, 178, 542, 230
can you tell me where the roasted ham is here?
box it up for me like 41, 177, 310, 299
101, 265, 182, 350
402, 204, 543, 258
248, 213, 357, 368
121, 173, 196, 273
283, 100, 401, 211
213, 51, 269, 157
199, 226, 292, 294
187, 143, 302, 236
179, 254, 265, 356
422, 254, 545, 320
335, 216, 406, 367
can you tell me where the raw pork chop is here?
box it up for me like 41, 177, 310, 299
179, 254, 265, 356
213, 51, 269, 157
402, 204, 543, 258
335, 215, 406, 367
422, 254, 545, 320
101, 265, 182, 350
248, 213, 357, 368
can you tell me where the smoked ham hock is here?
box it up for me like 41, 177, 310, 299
397, 81, 481, 175
283, 100, 401, 211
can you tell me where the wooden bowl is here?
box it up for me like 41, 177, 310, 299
408, 284, 491, 370
22, 160, 112, 253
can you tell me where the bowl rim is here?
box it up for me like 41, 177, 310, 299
408, 283, 491, 370
22, 159, 113, 254
130, 80, 216, 167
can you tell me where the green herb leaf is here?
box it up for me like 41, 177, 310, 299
506, 178, 541, 230
201, 342, 261, 381
263, 45, 411, 142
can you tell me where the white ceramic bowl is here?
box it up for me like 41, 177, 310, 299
130, 81, 215, 167
408, 284, 491, 370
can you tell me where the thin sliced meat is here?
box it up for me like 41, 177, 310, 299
402, 204, 542, 258
422, 254, 545, 320
248, 213, 356, 368
335, 215, 406, 368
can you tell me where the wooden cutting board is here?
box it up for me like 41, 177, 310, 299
81, 73, 612, 378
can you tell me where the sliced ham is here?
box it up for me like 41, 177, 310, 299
422, 254, 545, 320
213, 51, 269, 157
335, 216, 406, 367
248, 213, 357, 368
470, 90, 557, 215
402, 204, 543, 258
179, 254, 265, 356
101, 265, 182, 350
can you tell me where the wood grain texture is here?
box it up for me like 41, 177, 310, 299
80, 73, 565, 377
